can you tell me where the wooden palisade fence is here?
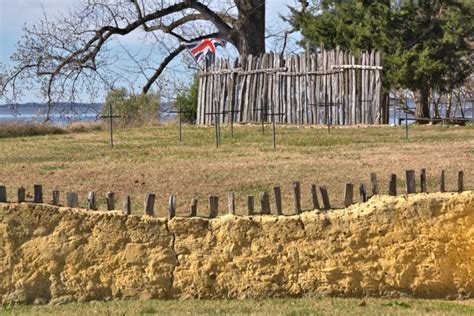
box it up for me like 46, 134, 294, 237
0, 170, 467, 218
197, 47, 385, 126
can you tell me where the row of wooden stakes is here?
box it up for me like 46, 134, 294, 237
0, 169, 466, 218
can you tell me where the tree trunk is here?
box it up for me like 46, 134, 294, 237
433, 102, 440, 119
431, 92, 441, 118
232, 0, 266, 55
446, 93, 452, 119
381, 92, 389, 124
415, 88, 430, 123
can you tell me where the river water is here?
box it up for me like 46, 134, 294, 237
0, 102, 176, 124
0, 101, 471, 125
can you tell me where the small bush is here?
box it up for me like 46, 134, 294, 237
0, 122, 66, 138
139, 306, 157, 314
66, 122, 103, 133
383, 300, 411, 308
102, 88, 160, 126
175, 75, 198, 123
0, 121, 102, 139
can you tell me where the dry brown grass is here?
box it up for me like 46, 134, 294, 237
0, 123, 472, 216
0, 121, 102, 138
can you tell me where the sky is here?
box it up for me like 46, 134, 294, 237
0, 0, 301, 103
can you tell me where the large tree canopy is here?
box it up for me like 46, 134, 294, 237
1, 0, 266, 113
291, 0, 473, 119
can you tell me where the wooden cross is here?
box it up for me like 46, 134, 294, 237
203, 109, 222, 148
311, 101, 343, 134
389, 97, 404, 125
202, 96, 243, 148
253, 105, 269, 135
253, 105, 286, 149
253, 104, 284, 135
100, 102, 121, 148
390, 97, 410, 138
170, 99, 194, 142
203, 108, 241, 148
204, 98, 223, 148
313, 99, 371, 131
221, 107, 241, 138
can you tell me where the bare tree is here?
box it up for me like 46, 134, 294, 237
1, 0, 266, 117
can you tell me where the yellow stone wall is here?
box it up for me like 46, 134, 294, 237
1, 192, 473, 304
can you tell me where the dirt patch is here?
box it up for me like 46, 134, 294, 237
0, 191, 473, 304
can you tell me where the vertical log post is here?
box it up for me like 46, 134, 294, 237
359, 184, 367, 203
52, 190, 60, 206
66, 192, 78, 208
440, 170, 445, 192
344, 183, 354, 207
106, 192, 115, 210
420, 168, 427, 193
190, 198, 198, 217
0, 185, 6, 203
18, 187, 26, 203
87, 191, 97, 210
319, 186, 331, 210
260, 191, 271, 215
293, 181, 301, 215
247, 196, 255, 216
228, 192, 236, 215
405, 170, 416, 194
144, 193, 156, 216
34, 184, 43, 203
273, 186, 283, 215
388, 174, 397, 196
209, 195, 219, 218
123, 196, 132, 215
168, 195, 176, 220
458, 171, 464, 193
370, 173, 378, 195
310, 184, 320, 210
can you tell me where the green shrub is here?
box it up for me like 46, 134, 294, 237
175, 75, 198, 123
102, 88, 160, 126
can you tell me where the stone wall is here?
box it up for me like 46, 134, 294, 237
1, 192, 473, 304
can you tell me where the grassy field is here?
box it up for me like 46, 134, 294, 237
0, 123, 473, 314
0, 123, 472, 216
1, 297, 473, 315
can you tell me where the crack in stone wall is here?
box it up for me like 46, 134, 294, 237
164, 220, 179, 299
0, 191, 473, 304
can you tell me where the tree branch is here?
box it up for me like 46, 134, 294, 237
142, 32, 220, 94
3, 0, 266, 117
144, 13, 236, 34
142, 46, 185, 94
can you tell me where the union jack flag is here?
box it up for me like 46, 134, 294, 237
184, 38, 226, 62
